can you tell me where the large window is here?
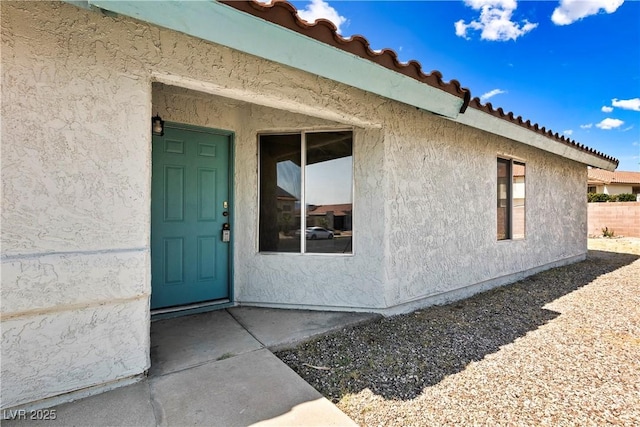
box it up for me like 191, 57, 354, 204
259, 131, 353, 254
497, 158, 526, 240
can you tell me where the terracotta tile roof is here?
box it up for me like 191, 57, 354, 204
587, 168, 640, 184
220, 0, 470, 105
221, 0, 618, 167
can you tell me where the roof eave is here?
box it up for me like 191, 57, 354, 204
452, 108, 618, 171
82, 0, 465, 119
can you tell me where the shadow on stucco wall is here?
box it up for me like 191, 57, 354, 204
275, 248, 639, 401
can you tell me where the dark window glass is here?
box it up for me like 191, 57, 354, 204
259, 131, 353, 254
497, 158, 526, 240
305, 132, 353, 254
497, 158, 510, 240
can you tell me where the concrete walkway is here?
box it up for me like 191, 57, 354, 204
5, 307, 378, 426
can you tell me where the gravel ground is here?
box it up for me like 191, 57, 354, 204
276, 238, 640, 426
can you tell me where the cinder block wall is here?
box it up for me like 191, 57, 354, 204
588, 202, 640, 237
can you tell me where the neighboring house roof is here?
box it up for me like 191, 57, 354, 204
513, 163, 525, 177
307, 204, 352, 216
73, 0, 618, 170
588, 169, 640, 185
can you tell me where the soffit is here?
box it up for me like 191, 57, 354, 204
85, 0, 466, 119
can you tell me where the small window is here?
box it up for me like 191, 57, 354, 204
587, 186, 597, 193
497, 158, 526, 240
259, 131, 353, 254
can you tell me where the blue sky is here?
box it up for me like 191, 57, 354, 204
288, 0, 640, 171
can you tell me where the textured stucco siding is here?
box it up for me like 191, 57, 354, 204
2, 1, 589, 409
382, 106, 587, 309
1, 2, 153, 409
1, 300, 149, 408
1, 1, 388, 408
151, 85, 387, 310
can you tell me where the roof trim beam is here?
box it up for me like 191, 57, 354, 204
452, 109, 618, 170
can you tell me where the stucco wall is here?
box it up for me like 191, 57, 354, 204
2, 1, 388, 408
381, 104, 587, 309
151, 84, 387, 309
603, 184, 634, 195
1, 2, 152, 409
2, 1, 589, 409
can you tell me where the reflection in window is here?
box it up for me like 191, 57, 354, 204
497, 158, 526, 240
306, 132, 353, 253
512, 162, 526, 239
497, 158, 510, 240
259, 134, 301, 252
259, 131, 353, 254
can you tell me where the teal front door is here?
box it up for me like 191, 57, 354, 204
151, 124, 231, 310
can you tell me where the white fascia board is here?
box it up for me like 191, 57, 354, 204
452, 108, 617, 171
83, 0, 464, 118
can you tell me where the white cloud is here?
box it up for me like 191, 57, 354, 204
580, 123, 593, 129
622, 125, 634, 132
632, 141, 639, 146
455, 0, 538, 41
612, 98, 640, 112
297, 0, 347, 34
563, 129, 574, 136
595, 118, 624, 130
480, 88, 507, 101
601, 106, 613, 113
551, 0, 624, 26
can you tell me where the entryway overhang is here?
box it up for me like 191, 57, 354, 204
65, 0, 466, 121
151, 72, 381, 129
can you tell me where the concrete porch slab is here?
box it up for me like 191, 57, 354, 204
228, 306, 380, 350
4, 307, 364, 426
150, 309, 262, 377
149, 348, 356, 426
